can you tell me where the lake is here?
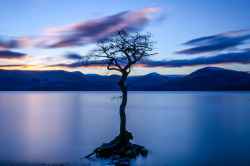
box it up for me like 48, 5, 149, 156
0, 91, 250, 166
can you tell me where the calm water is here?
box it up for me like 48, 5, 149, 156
0, 91, 250, 166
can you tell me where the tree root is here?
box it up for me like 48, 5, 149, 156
85, 132, 148, 160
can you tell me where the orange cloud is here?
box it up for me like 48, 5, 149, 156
0, 64, 37, 69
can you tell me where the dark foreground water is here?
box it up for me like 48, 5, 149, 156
0, 91, 250, 166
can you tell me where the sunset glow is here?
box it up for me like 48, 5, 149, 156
0, 0, 250, 75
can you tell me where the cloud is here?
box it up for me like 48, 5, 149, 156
47, 60, 107, 69
46, 50, 250, 69
39, 7, 161, 48
0, 50, 28, 60
0, 64, 25, 68
0, 64, 43, 70
142, 50, 250, 67
48, 61, 84, 68
0, 38, 19, 50
65, 53, 82, 60
177, 29, 250, 54
4, 49, 249, 70
0, 8, 162, 50
243, 47, 250, 51
0, 36, 35, 50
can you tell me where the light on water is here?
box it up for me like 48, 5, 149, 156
0, 91, 250, 165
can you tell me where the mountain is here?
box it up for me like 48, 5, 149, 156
0, 67, 249, 91
0, 70, 118, 91
152, 67, 250, 91
127, 72, 171, 90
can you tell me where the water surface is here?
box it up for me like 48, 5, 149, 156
0, 91, 250, 165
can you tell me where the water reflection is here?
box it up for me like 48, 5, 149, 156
0, 92, 250, 165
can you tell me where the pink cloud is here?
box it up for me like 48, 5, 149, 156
0, 8, 163, 50
38, 7, 162, 48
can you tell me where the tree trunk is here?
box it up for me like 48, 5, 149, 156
85, 71, 148, 159
119, 87, 127, 143
118, 73, 129, 145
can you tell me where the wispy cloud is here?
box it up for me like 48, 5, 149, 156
177, 29, 250, 54
0, 37, 35, 50
45, 57, 59, 62
47, 62, 84, 68
64, 53, 82, 60
0, 50, 28, 60
0, 64, 25, 68
0, 64, 40, 69
39, 7, 161, 48
2, 50, 249, 70
0, 8, 162, 50
143, 50, 250, 67
45, 50, 250, 69
0, 38, 19, 50
47, 61, 105, 69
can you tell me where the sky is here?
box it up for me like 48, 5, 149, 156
0, 0, 250, 75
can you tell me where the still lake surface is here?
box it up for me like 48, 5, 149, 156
0, 91, 250, 166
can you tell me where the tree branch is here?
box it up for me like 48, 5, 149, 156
82, 29, 157, 77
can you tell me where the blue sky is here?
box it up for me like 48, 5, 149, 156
0, 0, 250, 75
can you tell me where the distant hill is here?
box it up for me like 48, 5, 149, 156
0, 70, 118, 91
127, 72, 171, 90
151, 67, 250, 91
0, 67, 250, 91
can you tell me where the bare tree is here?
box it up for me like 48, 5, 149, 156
84, 29, 157, 159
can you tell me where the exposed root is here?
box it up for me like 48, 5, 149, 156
85, 131, 148, 165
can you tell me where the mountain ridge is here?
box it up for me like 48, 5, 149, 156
0, 67, 250, 91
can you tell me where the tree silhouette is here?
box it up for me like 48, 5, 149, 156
84, 29, 157, 159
